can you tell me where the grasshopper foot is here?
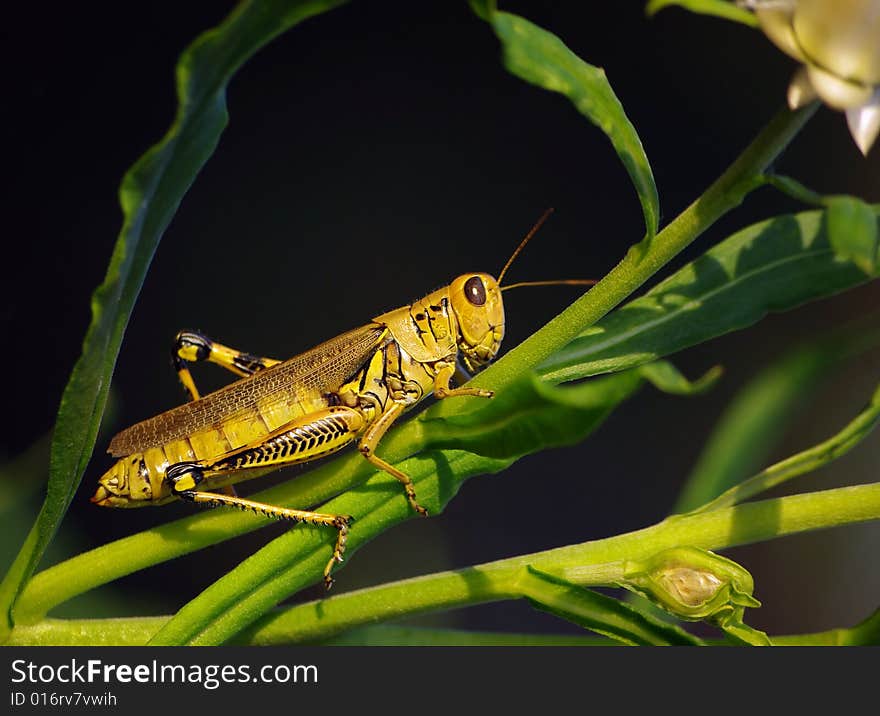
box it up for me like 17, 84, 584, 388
409, 495, 429, 517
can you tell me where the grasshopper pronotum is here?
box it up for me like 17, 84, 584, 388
92, 210, 593, 587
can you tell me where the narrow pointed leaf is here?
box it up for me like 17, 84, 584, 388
481, 9, 659, 241
423, 361, 718, 460
825, 196, 879, 275
520, 566, 702, 645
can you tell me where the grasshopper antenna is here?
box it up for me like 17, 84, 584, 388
498, 208, 597, 291
501, 278, 597, 292
498, 207, 555, 285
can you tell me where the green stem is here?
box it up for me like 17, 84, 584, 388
692, 382, 880, 513
772, 608, 880, 645
5, 619, 613, 647
164, 480, 880, 644
318, 625, 613, 646
9, 482, 878, 645
461, 102, 819, 399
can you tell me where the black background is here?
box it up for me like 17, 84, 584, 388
2, 2, 879, 640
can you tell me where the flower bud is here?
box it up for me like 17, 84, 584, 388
619, 546, 760, 622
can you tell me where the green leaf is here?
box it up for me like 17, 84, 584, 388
539, 210, 878, 384
519, 566, 702, 645
0, 0, 349, 642
481, 9, 659, 241
467, 0, 494, 22
719, 620, 772, 646
421, 361, 717, 461
646, 0, 759, 27
637, 361, 722, 395
825, 196, 879, 275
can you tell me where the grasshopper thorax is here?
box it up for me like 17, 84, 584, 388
447, 272, 505, 374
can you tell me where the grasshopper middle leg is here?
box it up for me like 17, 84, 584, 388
355, 361, 493, 516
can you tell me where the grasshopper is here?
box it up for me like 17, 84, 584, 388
91, 209, 592, 587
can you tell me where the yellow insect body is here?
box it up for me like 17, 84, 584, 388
93, 325, 390, 507
92, 272, 505, 587
91, 209, 585, 588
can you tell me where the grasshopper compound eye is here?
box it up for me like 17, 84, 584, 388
463, 276, 486, 306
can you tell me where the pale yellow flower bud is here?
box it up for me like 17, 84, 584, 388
620, 546, 760, 621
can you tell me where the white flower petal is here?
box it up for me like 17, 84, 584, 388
793, 0, 880, 84
787, 66, 819, 109
846, 95, 880, 154
807, 63, 874, 109
754, 5, 805, 62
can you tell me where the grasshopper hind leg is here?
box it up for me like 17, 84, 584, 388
170, 331, 283, 498
165, 462, 352, 589
172, 330, 282, 402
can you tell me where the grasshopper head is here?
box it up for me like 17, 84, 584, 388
448, 272, 505, 373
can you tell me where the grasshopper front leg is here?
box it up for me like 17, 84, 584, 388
432, 361, 494, 400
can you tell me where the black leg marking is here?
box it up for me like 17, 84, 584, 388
173, 330, 213, 365
166, 461, 206, 499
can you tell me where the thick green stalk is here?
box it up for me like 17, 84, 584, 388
9, 482, 877, 645
245, 482, 877, 644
